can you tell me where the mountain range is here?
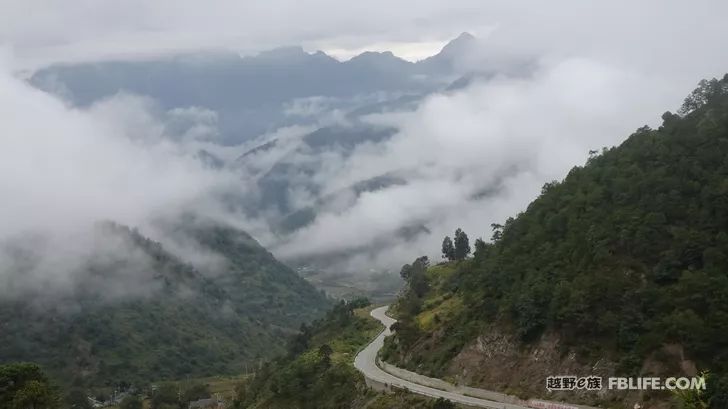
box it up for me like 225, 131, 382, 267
24, 32, 535, 297
30, 33, 482, 144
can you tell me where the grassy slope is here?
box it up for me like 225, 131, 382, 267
382, 262, 475, 381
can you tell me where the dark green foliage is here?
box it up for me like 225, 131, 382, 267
679, 77, 728, 115
149, 381, 210, 409
365, 390, 440, 409
317, 344, 333, 369
407, 257, 431, 299
441, 229, 470, 261
151, 384, 179, 409
432, 397, 456, 409
490, 223, 503, 242
388, 75, 728, 407
181, 382, 210, 403
453, 229, 470, 261
0, 223, 329, 387
441, 236, 455, 261
0, 363, 61, 409
396, 256, 431, 321
381, 257, 440, 363
459, 75, 728, 364
347, 297, 372, 310
292, 301, 445, 409
706, 375, 728, 409
234, 299, 381, 409
473, 238, 487, 258
65, 389, 92, 409
119, 395, 143, 409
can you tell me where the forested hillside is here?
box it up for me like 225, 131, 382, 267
382, 75, 728, 408
233, 299, 452, 409
0, 222, 329, 387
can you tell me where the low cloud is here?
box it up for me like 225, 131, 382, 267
5, 0, 728, 281
0, 56, 243, 300
269, 57, 687, 271
0, 225, 164, 305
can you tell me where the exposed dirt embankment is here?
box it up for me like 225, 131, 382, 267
445, 327, 695, 409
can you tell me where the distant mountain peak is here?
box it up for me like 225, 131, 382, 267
440, 32, 477, 54
241, 46, 338, 66
414, 32, 478, 74
345, 50, 412, 70
454, 31, 476, 42
348, 50, 403, 62
254, 45, 307, 59
360, 50, 395, 57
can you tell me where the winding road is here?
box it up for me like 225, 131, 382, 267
354, 305, 535, 409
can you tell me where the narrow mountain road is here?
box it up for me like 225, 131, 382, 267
354, 305, 535, 409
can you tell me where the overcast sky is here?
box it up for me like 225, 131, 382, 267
1, 0, 726, 71
2, 1, 728, 281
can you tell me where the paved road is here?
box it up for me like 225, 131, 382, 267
354, 306, 534, 409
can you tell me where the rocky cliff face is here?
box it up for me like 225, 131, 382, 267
446, 327, 696, 409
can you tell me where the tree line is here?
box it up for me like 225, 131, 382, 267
441, 228, 471, 261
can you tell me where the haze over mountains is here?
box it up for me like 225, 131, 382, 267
0, 222, 328, 385
1, 50, 336, 386
23, 29, 726, 284
31, 33, 487, 143
26, 33, 523, 280
3, 2, 728, 408
1, 35, 502, 384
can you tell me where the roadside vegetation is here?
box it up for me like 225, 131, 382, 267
232, 298, 461, 409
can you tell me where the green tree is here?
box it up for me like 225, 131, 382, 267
407, 256, 430, 298
65, 389, 92, 409
490, 223, 503, 241
473, 238, 487, 260
150, 384, 178, 409
119, 395, 143, 409
399, 263, 412, 281
0, 363, 60, 409
441, 236, 455, 261
432, 397, 456, 409
679, 75, 728, 115
12, 380, 60, 409
672, 372, 710, 409
383, 75, 728, 409
453, 228, 470, 260
318, 344, 333, 369
181, 382, 210, 403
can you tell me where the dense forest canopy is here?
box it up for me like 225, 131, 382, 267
466, 74, 728, 359
386, 75, 728, 408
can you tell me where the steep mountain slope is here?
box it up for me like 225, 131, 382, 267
415, 32, 477, 75
381, 75, 728, 408
0, 222, 329, 387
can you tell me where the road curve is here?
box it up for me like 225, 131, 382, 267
354, 306, 532, 409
